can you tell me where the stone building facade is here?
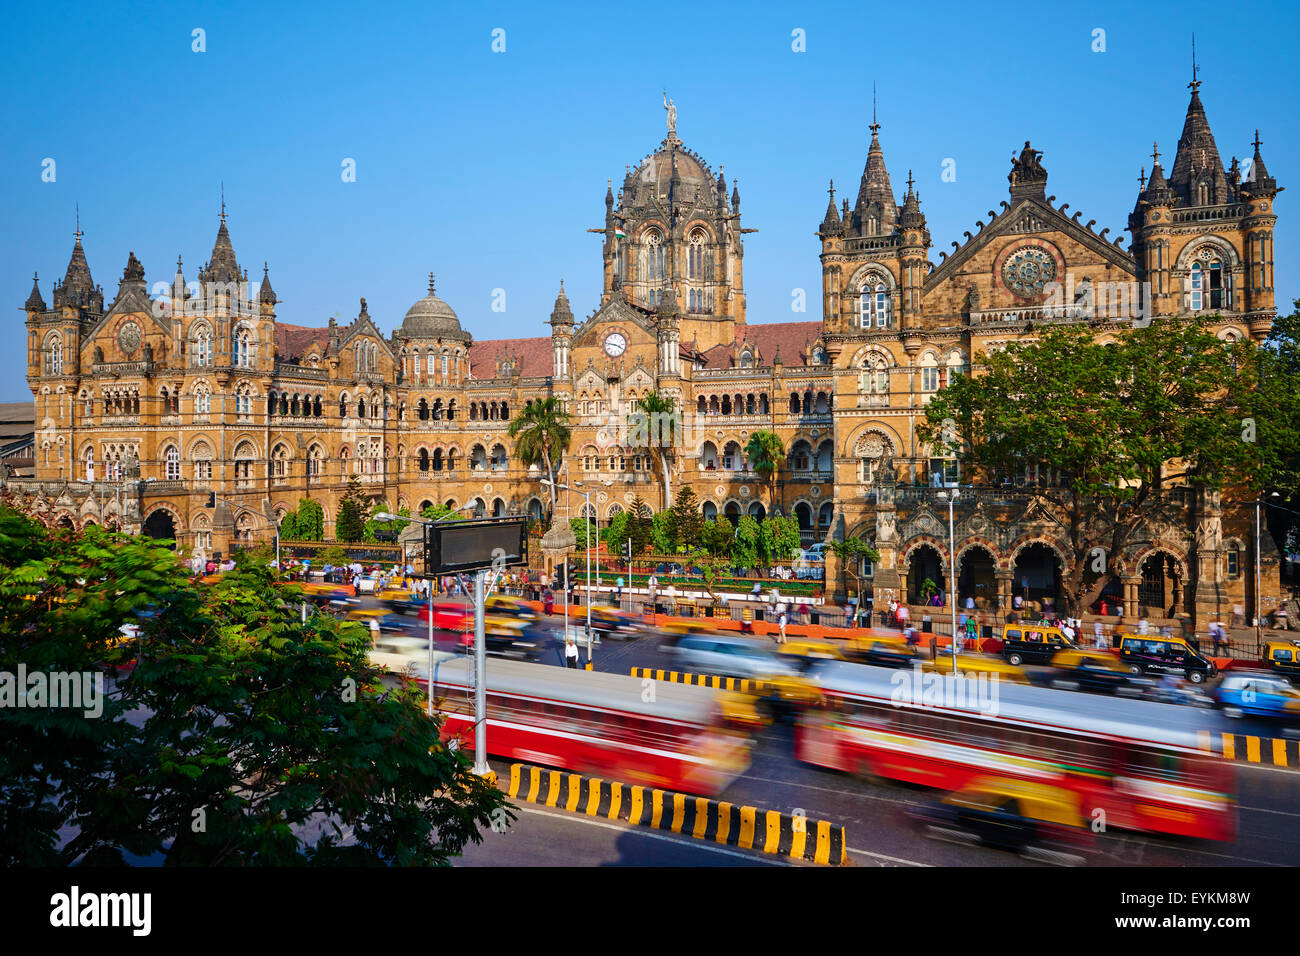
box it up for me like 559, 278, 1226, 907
12, 76, 1284, 623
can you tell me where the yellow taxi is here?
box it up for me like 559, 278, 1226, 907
660, 619, 723, 638
1050, 647, 1133, 694
844, 635, 922, 669
1262, 640, 1300, 683
777, 639, 846, 664
923, 653, 1030, 683
716, 690, 768, 730
485, 594, 540, 622
914, 777, 1091, 858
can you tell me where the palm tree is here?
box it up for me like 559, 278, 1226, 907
507, 397, 572, 521
633, 390, 679, 510
744, 429, 785, 516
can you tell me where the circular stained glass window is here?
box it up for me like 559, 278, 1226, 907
1001, 246, 1057, 297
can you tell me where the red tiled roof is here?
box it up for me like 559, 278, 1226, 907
275, 323, 330, 362
734, 320, 822, 366
468, 336, 552, 379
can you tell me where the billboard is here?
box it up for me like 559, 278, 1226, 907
426, 517, 528, 574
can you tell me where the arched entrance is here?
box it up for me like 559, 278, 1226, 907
1138, 553, 1181, 617
794, 502, 813, 545
143, 509, 177, 547
723, 501, 741, 524
907, 544, 945, 605
1013, 543, 1062, 612
747, 501, 766, 522
957, 546, 996, 608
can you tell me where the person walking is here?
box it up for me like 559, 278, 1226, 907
1094, 620, 1106, 649
776, 600, 789, 644
565, 634, 580, 669
543, 587, 555, 616
615, 574, 624, 605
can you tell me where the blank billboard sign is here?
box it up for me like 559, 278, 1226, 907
426, 517, 528, 574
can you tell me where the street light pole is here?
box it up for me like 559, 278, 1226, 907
542, 477, 595, 666
939, 489, 959, 672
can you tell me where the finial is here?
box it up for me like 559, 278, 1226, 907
1138, 166, 1147, 189
220, 182, 226, 223
827, 179, 835, 200
1151, 141, 1161, 165
428, 272, 436, 294
906, 169, 915, 192
74, 203, 82, 241
263, 261, 269, 277
1189, 33, 1201, 92
1253, 129, 1263, 152
869, 81, 880, 135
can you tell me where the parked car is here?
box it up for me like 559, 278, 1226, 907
1214, 673, 1300, 720
1261, 640, 1300, 684
1000, 622, 1074, 666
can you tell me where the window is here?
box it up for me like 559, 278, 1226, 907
196, 459, 211, 481
860, 281, 890, 328
165, 446, 180, 480
644, 230, 666, 282
921, 367, 940, 391
83, 448, 95, 481
232, 328, 252, 367
46, 335, 62, 375
1226, 546, 1240, 577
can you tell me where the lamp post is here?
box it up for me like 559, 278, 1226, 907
937, 489, 960, 672
1256, 492, 1282, 647
541, 478, 594, 666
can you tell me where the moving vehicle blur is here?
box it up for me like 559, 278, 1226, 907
370, 651, 751, 795
665, 631, 803, 680
589, 604, 641, 640
1215, 673, 1300, 720
1050, 648, 1134, 694
377, 587, 427, 615
844, 636, 921, 668
924, 653, 1031, 684
910, 777, 1092, 863
795, 659, 1236, 842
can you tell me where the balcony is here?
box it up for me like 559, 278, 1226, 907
92, 360, 156, 377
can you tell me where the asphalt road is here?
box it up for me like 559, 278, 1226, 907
360, 594, 1300, 866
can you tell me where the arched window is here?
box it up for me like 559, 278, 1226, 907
919, 353, 940, 392
45, 334, 62, 375
860, 279, 891, 328
643, 229, 666, 283
193, 383, 211, 415
164, 445, 180, 480
232, 327, 252, 367
418, 448, 430, 472
84, 447, 95, 481
688, 231, 705, 279
859, 355, 889, 399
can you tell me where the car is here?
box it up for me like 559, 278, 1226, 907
484, 595, 540, 623
777, 639, 846, 670
1214, 673, 1300, 720
377, 587, 428, 615
1049, 648, 1133, 694
845, 636, 922, 669
924, 653, 1031, 684
910, 777, 1092, 862
1261, 641, 1300, 684
1000, 622, 1074, 666
666, 632, 803, 681
1117, 633, 1216, 684
589, 605, 641, 640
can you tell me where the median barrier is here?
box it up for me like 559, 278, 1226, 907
505, 763, 848, 865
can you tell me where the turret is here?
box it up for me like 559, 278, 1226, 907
549, 280, 574, 379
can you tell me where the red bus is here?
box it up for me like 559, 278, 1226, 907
372, 651, 751, 796
795, 660, 1236, 842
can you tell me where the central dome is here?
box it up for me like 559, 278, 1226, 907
400, 274, 469, 340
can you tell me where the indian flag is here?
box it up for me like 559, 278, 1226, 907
614, 223, 626, 238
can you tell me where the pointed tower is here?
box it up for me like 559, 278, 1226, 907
1240, 129, 1282, 337
1167, 72, 1230, 208
1131, 142, 1178, 315
24, 273, 46, 313
259, 262, 277, 316
52, 225, 103, 313
549, 280, 574, 379
898, 171, 931, 333
850, 119, 898, 237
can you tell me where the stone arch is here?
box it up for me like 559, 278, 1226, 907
1174, 235, 1241, 271
956, 540, 999, 607
846, 261, 898, 292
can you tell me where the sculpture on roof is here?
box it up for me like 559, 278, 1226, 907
663, 91, 676, 136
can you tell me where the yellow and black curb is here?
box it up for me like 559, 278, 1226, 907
1198, 730, 1300, 767
506, 763, 848, 865
631, 667, 775, 693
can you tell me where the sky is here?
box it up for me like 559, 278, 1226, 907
2, 0, 1295, 401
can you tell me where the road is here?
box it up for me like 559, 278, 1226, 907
358, 592, 1300, 866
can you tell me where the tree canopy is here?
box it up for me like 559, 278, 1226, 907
0, 509, 509, 865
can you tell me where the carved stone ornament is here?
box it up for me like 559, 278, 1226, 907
117, 321, 143, 355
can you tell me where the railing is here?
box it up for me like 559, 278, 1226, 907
1171, 203, 1247, 224
274, 363, 329, 380
92, 361, 156, 376
140, 480, 188, 494
971, 305, 1092, 323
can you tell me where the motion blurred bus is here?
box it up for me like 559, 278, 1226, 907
371, 651, 750, 796
794, 660, 1235, 842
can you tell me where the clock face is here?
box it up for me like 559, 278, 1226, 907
604, 332, 627, 357
117, 321, 142, 355
1001, 246, 1058, 298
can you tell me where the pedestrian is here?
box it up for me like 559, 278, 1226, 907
565, 634, 580, 669
615, 575, 624, 604
896, 602, 910, 630
1137, 616, 1149, 635
965, 595, 975, 611
1094, 620, 1106, 649
543, 587, 555, 615
798, 601, 811, 626
1013, 593, 1023, 612
777, 601, 789, 644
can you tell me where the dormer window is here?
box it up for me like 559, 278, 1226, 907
740, 351, 753, 368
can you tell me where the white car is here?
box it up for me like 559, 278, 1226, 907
356, 575, 381, 594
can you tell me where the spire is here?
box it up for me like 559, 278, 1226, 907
549, 279, 573, 326
53, 221, 99, 310
1169, 72, 1229, 206
853, 115, 897, 234
203, 204, 241, 283
259, 262, 277, 304
428, 272, 436, 295
25, 273, 45, 312
1189, 33, 1201, 95
716, 165, 727, 208
605, 178, 614, 210
731, 179, 740, 214
820, 179, 843, 236
1142, 142, 1174, 205
1243, 128, 1278, 196
899, 169, 925, 229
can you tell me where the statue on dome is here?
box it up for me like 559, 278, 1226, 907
663, 91, 677, 136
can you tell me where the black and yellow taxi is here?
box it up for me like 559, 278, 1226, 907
844, 635, 922, 669
1000, 622, 1074, 667
1117, 632, 1216, 684
912, 778, 1092, 861
1050, 647, 1133, 694
1262, 640, 1300, 684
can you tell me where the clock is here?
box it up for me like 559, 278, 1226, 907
117, 321, 143, 355
603, 332, 627, 357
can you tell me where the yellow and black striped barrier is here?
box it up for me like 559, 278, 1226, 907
1198, 730, 1300, 768
630, 667, 775, 694
506, 763, 848, 865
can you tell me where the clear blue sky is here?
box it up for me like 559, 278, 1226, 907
2, 0, 1295, 400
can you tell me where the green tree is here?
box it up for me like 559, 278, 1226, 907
279, 508, 300, 542
569, 516, 594, 552
295, 498, 325, 542
631, 390, 680, 510
421, 502, 462, 522
732, 515, 760, 569
363, 500, 406, 542
744, 430, 785, 515
918, 318, 1263, 616
667, 486, 705, 554
0, 509, 510, 865
828, 536, 881, 603
507, 397, 572, 523
701, 518, 734, 558
335, 476, 368, 543
760, 515, 801, 565
602, 510, 630, 555
651, 511, 674, 556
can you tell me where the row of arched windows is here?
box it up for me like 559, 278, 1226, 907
269, 391, 325, 417
696, 393, 770, 417
788, 391, 832, 415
